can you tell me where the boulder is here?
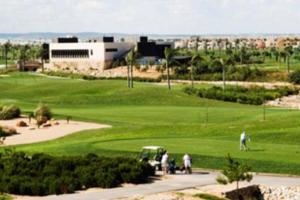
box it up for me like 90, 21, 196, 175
16, 120, 28, 127
42, 123, 52, 128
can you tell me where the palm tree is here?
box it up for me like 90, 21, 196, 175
4, 41, 11, 69
164, 48, 175, 90
19, 45, 30, 71
203, 39, 208, 55
190, 51, 203, 89
220, 56, 235, 91
284, 46, 293, 74
217, 39, 222, 56
126, 48, 138, 88
240, 46, 247, 65
279, 50, 287, 69
234, 38, 240, 53
38, 46, 45, 72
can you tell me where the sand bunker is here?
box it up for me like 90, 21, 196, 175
0, 118, 111, 146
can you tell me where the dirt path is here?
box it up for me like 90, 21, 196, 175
266, 94, 300, 109
0, 118, 111, 146
172, 80, 294, 89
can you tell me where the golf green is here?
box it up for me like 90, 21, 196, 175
0, 73, 299, 175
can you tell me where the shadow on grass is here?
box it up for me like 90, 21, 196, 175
247, 148, 266, 152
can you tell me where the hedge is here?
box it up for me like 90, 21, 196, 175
289, 70, 300, 84
42, 71, 161, 83
184, 85, 298, 105
0, 152, 155, 196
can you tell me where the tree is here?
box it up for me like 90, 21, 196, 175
216, 154, 253, 190
37, 45, 47, 72
4, 41, 11, 69
234, 38, 240, 53
19, 45, 30, 71
279, 50, 287, 68
190, 51, 203, 89
203, 39, 208, 55
240, 46, 247, 64
217, 39, 223, 56
284, 46, 293, 74
164, 48, 175, 90
126, 48, 138, 88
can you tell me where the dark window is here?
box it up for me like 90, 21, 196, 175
51, 49, 89, 58
42, 43, 49, 60
105, 48, 118, 52
90, 50, 93, 55
58, 37, 78, 43
103, 37, 114, 43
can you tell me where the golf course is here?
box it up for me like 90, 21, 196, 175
0, 72, 299, 175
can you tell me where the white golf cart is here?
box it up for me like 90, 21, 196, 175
140, 146, 166, 170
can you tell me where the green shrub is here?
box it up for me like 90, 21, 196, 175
0, 194, 12, 200
0, 152, 154, 196
42, 71, 161, 83
0, 105, 21, 120
185, 85, 298, 105
194, 193, 227, 200
34, 104, 52, 121
289, 70, 300, 84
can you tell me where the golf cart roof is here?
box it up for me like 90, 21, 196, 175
142, 146, 164, 150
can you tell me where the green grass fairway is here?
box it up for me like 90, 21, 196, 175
0, 73, 300, 175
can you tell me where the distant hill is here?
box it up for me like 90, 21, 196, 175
0, 32, 192, 41
0, 32, 300, 42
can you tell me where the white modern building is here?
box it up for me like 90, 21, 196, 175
45, 37, 134, 72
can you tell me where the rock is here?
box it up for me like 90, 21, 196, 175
42, 123, 52, 128
2, 126, 18, 136
16, 120, 28, 127
259, 185, 300, 200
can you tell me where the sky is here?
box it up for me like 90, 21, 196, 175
0, 0, 299, 34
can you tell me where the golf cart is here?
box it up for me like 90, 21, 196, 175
140, 146, 166, 170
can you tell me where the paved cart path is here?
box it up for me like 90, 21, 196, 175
16, 172, 300, 200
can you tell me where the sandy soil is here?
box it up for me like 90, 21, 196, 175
122, 183, 253, 200
101, 66, 162, 79
266, 94, 300, 109
0, 118, 111, 146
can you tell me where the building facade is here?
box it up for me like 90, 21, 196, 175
44, 37, 134, 72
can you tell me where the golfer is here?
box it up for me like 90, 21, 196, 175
240, 131, 249, 151
183, 153, 192, 174
161, 151, 169, 174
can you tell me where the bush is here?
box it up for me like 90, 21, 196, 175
0, 105, 21, 120
0, 152, 154, 196
0, 126, 18, 137
34, 104, 52, 122
184, 85, 298, 105
42, 71, 161, 83
289, 70, 300, 84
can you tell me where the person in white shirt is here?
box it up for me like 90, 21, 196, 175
240, 131, 248, 151
161, 152, 169, 174
183, 153, 192, 174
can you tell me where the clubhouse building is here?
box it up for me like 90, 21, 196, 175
43, 36, 174, 72
44, 36, 134, 71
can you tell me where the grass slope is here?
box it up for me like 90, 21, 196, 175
0, 73, 299, 175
